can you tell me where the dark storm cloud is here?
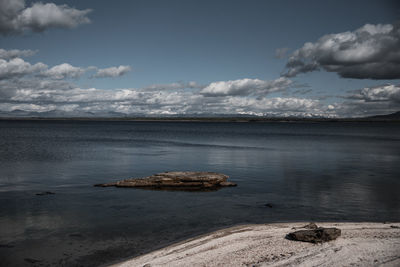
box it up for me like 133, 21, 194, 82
0, 0, 91, 35
283, 23, 400, 79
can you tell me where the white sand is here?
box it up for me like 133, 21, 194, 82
111, 222, 400, 267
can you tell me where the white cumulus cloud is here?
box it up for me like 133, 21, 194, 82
1, 47, 399, 118
283, 23, 400, 79
93, 65, 132, 78
0, 0, 92, 35
0, 48, 37, 59
40, 63, 86, 79
200, 77, 292, 96
346, 84, 400, 103
0, 57, 47, 80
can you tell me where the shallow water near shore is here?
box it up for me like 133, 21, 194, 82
0, 120, 400, 266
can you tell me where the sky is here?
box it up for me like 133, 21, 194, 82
0, 0, 400, 117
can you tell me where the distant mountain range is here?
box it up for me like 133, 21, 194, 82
0, 110, 399, 121
0, 109, 129, 118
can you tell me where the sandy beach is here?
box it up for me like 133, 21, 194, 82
111, 222, 400, 267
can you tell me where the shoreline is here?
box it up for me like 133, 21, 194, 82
1, 117, 399, 123
109, 222, 400, 267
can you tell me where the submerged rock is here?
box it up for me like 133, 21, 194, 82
286, 227, 341, 243
24, 258, 42, 264
36, 191, 55, 196
94, 171, 237, 191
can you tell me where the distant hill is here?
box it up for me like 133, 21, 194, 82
365, 111, 400, 121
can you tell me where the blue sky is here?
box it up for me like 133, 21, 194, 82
0, 0, 399, 117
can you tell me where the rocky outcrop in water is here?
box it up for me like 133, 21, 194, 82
94, 171, 237, 191
287, 225, 341, 243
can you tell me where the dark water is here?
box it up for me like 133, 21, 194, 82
0, 120, 399, 266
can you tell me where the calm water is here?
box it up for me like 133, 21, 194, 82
0, 120, 400, 266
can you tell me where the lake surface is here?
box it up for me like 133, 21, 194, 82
0, 120, 399, 266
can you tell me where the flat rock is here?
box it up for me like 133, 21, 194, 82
94, 171, 237, 191
286, 227, 341, 243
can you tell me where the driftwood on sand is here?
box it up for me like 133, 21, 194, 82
94, 171, 237, 191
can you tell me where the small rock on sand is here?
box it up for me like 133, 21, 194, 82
287, 227, 341, 243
